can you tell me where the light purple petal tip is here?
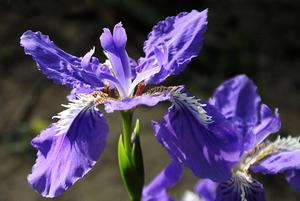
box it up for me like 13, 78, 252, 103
113, 22, 127, 48
28, 105, 109, 197
139, 9, 208, 84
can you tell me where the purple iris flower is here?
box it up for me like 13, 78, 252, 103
146, 75, 300, 201
20, 9, 242, 198
199, 75, 300, 201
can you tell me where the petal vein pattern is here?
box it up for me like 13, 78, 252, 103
152, 87, 241, 182
28, 94, 109, 197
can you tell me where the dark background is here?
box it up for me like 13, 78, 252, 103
0, 0, 299, 200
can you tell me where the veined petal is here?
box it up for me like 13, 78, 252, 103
286, 170, 300, 192
138, 9, 208, 84
20, 31, 104, 88
216, 173, 266, 201
28, 95, 109, 197
152, 89, 242, 182
100, 23, 131, 96
142, 161, 182, 201
195, 179, 217, 201
210, 75, 261, 123
210, 75, 267, 152
251, 136, 300, 174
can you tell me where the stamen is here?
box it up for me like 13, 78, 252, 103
134, 82, 145, 96
101, 84, 110, 94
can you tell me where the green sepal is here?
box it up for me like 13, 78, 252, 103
118, 119, 144, 201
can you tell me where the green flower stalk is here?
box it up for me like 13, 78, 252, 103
118, 111, 144, 201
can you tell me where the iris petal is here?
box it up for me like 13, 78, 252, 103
251, 150, 300, 175
138, 9, 208, 84
286, 170, 300, 192
209, 75, 281, 153
100, 23, 131, 96
253, 104, 281, 145
20, 31, 104, 88
104, 93, 170, 113
142, 161, 182, 201
250, 136, 300, 176
195, 179, 217, 201
28, 100, 109, 197
153, 90, 241, 182
216, 173, 266, 201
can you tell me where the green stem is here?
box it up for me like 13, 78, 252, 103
118, 110, 144, 201
121, 111, 133, 154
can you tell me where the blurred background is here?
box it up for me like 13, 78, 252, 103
0, 0, 299, 200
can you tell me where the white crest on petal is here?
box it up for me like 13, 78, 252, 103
238, 136, 300, 172
219, 172, 259, 201
52, 94, 98, 136
146, 86, 213, 126
181, 190, 202, 201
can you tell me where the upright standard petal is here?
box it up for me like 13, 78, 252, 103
28, 96, 109, 197
153, 90, 241, 182
20, 31, 104, 88
195, 179, 217, 201
142, 161, 183, 201
216, 173, 266, 201
210, 75, 266, 152
138, 9, 208, 84
100, 23, 132, 96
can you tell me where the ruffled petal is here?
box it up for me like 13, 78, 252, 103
195, 179, 217, 201
251, 136, 300, 175
210, 75, 263, 152
28, 96, 109, 197
100, 23, 131, 96
20, 31, 105, 88
138, 9, 208, 84
210, 75, 261, 123
286, 170, 300, 192
142, 161, 182, 201
153, 90, 242, 182
216, 173, 266, 201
